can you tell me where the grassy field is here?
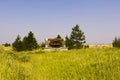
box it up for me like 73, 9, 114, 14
0, 46, 120, 80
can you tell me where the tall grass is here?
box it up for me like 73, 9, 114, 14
0, 47, 120, 80
30, 48, 120, 80
0, 47, 33, 80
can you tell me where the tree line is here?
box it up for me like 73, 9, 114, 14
3, 24, 120, 51
12, 24, 86, 51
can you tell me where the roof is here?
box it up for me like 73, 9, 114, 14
47, 38, 64, 41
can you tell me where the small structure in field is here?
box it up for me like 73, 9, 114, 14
44, 38, 68, 51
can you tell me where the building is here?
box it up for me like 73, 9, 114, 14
44, 38, 68, 51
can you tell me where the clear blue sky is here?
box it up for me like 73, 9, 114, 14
0, 0, 120, 44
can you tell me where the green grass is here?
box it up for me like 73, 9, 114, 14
0, 46, 120, 80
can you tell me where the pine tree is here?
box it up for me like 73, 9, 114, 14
65, 35, 73, 49
22, 36, 28, 50
112, 37, 120, 48
56, 34, 61, 39
69, 24, 86, 49
70, 25, 86, 48
12, 35, 23, 51
12, 31, 39, 51
40, 42, 45, 49
24, 31, 39, 50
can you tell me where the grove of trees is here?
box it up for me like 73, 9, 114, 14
12, 31, 39, 51
12, 25, 86, 51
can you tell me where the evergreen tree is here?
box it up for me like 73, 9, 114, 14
24, 31, 39, 50
56, 34, 61, 39
65, 35, 73, 49
12, 35, 23, 51
22, 36, 28, 50
112, 37, 120, 48
70, 25, 86, 48
69, 24, 86, 49
40, 42, 45, 49
12, 31, 39, 51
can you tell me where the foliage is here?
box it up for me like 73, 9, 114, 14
84, 44, 89, 48
112, 37, 120, 48
23, 31, 39, 50
22, 36, 28, 50
12, 35, 24, 51
66, 24, 86, 49
40, 42, 45, 48
56, 34, 62, 38
2, 43, 11, 47
12, 31, 39, 51
65, 35, 73, 49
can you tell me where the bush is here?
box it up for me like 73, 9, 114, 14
2, 43, 11, 47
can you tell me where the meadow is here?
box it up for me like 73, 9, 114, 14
0, 46, 120, 80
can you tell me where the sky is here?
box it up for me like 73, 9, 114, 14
0, 0, 120, 44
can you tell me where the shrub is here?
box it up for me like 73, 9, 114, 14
2, 43, 11, 47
